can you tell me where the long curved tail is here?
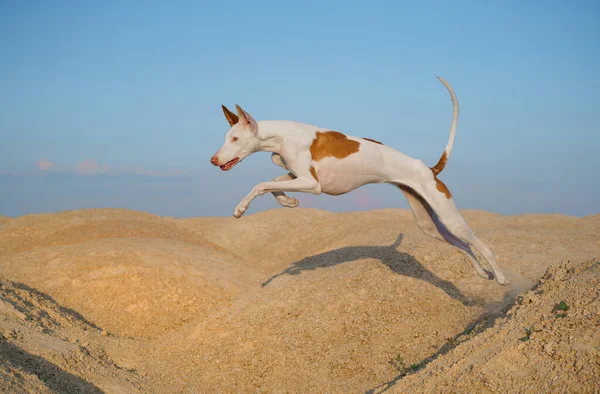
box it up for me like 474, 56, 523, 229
430, 76, 459, 176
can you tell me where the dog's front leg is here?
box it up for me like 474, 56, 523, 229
234, 150, 320, 218
234, 175, 320, 218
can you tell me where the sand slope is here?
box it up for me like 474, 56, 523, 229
0, 207, 598, 393
0, 275, 145, 393
381, 258, 600, 393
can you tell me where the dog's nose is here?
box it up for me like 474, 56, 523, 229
210, 155, 219, 166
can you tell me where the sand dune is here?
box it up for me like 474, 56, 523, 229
0, 207, 598, 393
0, 216, 11, 227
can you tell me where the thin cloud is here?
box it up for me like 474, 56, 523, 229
36, 159, 53, 171
76, 159, 100, 175
33, 158, 185, 177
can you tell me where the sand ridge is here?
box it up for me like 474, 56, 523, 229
383, 258, 600, 393
0, 207, 598, 393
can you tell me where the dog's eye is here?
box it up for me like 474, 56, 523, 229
231, 137, 239, 142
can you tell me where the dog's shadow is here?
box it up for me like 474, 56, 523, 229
262, 234, 473, 306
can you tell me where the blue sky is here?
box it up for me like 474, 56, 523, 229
1, 0, 599, 218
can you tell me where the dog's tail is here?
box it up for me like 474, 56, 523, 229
430, 76, 459, 176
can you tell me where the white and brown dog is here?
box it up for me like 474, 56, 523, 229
210, 77, 508, 285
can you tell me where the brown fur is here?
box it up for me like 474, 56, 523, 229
363, 137, 383, 145
431, 170, 452, 199
398, 176, 451, 202
309, 165, 318, 181
310, 131, 361, 162
431, 151, 448, 175
221, 105, 239, 126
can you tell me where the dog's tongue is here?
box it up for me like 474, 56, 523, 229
220, 158, 238, 171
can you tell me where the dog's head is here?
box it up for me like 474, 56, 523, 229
210, 104, 260, 171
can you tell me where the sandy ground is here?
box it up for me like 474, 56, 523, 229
0, 207, 598, 393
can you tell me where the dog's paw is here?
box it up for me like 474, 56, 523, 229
495, 272, 510, 286
233, 208, 245, 218
496, 274, 510, 286
233, 203, 248, 218
276, 196, 299, 208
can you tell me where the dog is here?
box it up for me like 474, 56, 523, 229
210, 77, 508, 285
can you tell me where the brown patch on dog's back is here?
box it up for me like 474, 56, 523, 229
363, 137, 383, 145
309, 165, 318, 181
310, 131, 361, 162
431, 170, 452, 199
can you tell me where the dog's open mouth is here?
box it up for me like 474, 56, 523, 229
220, 158, 239, 171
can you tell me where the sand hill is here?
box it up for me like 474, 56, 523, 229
0, 207, 598, 393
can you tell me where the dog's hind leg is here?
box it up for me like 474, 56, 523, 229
446, 222, 508, 285
397, 184, 444, 242
399, 172, 508, 285
397, 184, 492, 280
270, 173, 299, 208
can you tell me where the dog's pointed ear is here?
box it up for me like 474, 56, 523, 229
235, 104, 257, 131
222, 105, 239, 127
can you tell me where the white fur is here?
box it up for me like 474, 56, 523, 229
210, 79, 508, 285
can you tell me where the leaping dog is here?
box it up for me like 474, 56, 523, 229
210, 77, 508, 285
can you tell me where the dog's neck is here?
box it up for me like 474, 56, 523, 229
254, 120, 309, 154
